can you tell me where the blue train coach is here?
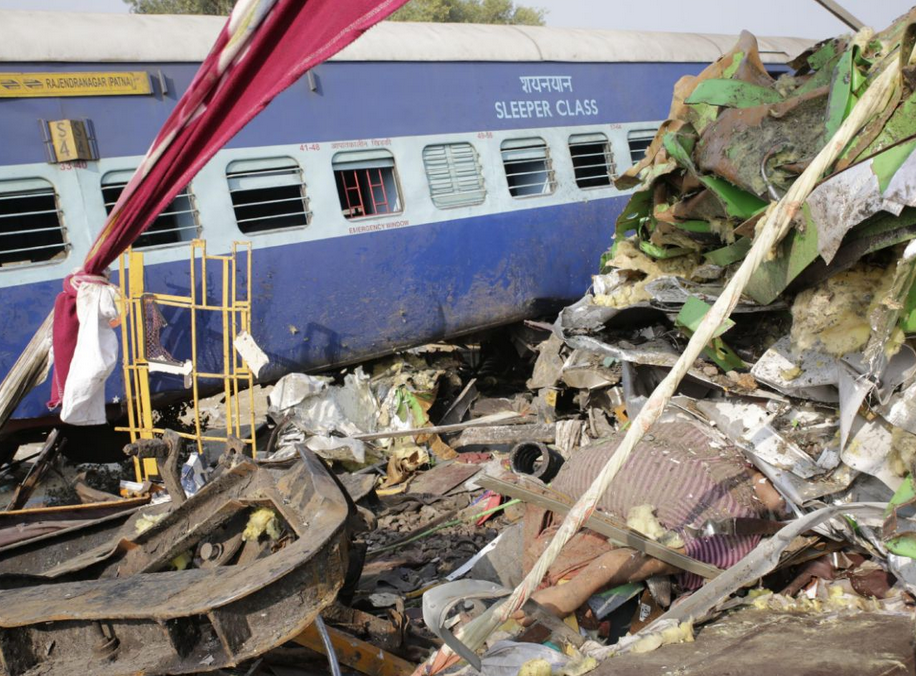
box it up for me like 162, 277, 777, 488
0, 10, 809, 434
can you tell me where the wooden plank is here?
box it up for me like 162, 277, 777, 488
351, 411, 526, 441
454, 422, 555, 448
0, 310, 53, 442
593, 611, 914, 676
293, 622, 416, 676
5, 429, 64, 511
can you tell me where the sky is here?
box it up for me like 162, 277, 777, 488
0, 0, 912, 40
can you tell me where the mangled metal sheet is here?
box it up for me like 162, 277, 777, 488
695, 87, 830, 200
751, 336, 840, 403
840, 415, 904, 491
807, 145, 916, 264
0, 449, 350, 676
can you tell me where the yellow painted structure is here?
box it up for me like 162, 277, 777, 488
0, 71, 152, 97
48, 119, 95, 163
118, 240, 257, 481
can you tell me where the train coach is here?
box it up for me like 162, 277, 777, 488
0, 10, 809, 436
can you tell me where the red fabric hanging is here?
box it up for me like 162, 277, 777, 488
49, 0, 409, 410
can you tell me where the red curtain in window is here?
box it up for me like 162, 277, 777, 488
49, 0, 409, 414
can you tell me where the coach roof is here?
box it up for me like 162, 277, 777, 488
0, 10, 811, 65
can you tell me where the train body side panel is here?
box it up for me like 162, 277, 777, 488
0, 59, 703, 422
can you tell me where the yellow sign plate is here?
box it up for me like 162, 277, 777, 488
0, 71, 152, 98
49, 120, 96, 163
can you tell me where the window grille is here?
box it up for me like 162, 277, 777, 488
627, 129, 658, 164
0, 177, 67, 267
422, 143, 486, 209
333, 150, 403, 219
568, 133, 615, 189
226, 157, 310, 233
102, 170, 199, 249
500, 137, 556, 198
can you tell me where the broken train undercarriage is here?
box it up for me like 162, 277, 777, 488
0, 442, 351, 676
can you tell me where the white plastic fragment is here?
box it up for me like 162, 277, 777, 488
267, 369, 377, 464
840, 416, 903, 491
478, 640, 569, 676
233, 330, 269, 378
179, 452, 207, 497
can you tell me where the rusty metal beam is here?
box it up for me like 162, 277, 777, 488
294, 622, 415, 676
813, 0, 865, 30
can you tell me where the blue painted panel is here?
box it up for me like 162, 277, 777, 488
0, 61, 702, 165
0, 56, 696, 423
3, 196, 621, 421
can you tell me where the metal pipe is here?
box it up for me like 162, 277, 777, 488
313, 615, 341, 676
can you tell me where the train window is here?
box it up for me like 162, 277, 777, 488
102, 170, 199, 248
627, 129, 658, 164
0, 177, 67, 267
226, 157, 310, 233
500, 137, 556, 198
333, 150, 403, 219
422, 143, 486, 209
568, 133, 615, 189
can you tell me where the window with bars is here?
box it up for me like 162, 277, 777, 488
102, 170, 198, 248
226, 157, 310, 234
0, 177, 67, 267
569, 133, 615, 189
333, 150, 403, 219
500, 137, 556, 198
422, 143, 486, 209
627, 129, 658, 164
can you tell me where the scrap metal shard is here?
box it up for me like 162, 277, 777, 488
695, 87, 830, 199
615, 31, 774, 190
0, 449, 350, 676
807, 144, 916, 265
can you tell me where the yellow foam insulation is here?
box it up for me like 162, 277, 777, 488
780, 365, 803, 381
558, 656, 599, 676
242, 507, 282, 542
890, 426, 916, 477
630, 620, 695, 654
593, 239, 701, 308
170, 551, 192, 571
626, 504, 685, 549
750, 585, 880, 613
885, 326, 907, 358
518, 659, 553, 676
135, 512, 166, 535
790, 262, 897, 356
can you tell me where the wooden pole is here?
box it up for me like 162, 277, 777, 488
0, 311, 53, 437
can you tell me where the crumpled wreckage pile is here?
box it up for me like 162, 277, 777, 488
412, 7, 916, 675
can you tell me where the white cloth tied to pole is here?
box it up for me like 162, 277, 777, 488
60, 274, 120, 425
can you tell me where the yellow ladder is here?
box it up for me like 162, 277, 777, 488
117, 240, 257, 481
